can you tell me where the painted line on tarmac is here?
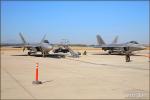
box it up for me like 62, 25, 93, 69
65, 58, 149, 71
2, 68, 36, 99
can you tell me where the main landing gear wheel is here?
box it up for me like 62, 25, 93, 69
28, 52, 31, 55
108, 51, 111, 55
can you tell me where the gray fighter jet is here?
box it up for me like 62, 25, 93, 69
19, 33, 80, 57
96, 34, 146, 54
19, 33, 53, 57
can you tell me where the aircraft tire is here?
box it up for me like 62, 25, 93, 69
28, 52, 31, 56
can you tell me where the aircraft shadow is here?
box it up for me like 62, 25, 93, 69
92, 53, 126, 56
11, 54, 65, 59
92, 53, 142, 56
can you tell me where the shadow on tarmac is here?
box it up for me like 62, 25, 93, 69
65, 58, 148, 71
11, 54, 66, 59
42, 80, 53, 84
92, 53, 144, 57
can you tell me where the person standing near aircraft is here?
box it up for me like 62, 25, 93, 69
83, 51, 87, 55
125, 47, 131, 62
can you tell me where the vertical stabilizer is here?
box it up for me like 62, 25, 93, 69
40, 34, 46, 43
112, 36, 118, 44
96, 35, 106, 46
19, 32, 27, 44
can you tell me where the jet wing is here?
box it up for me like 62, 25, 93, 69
96, 44, 128, 48
23, 44, 42, 51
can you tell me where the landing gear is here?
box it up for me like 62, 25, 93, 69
28, 52, 31, 55
42, 51, 49, 57
42, 51, 45, 57
108, 51, 112, 55
40, 48, 46, 57
119, 51, 122, 55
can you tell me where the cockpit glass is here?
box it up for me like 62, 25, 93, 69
129, 41, 138, 44
43, 40, 49, 43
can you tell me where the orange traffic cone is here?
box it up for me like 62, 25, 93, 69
32, 63, 42, 84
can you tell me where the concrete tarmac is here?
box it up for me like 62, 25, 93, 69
1, 48, 149, 99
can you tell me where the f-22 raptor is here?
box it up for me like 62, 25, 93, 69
19, 33, 53, 57
19, 33, 80, 57
96, 34, 146, 54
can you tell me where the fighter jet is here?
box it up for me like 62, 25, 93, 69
96, 34, 146, 54
19, 33, 53, 57
19, 33, 80, 57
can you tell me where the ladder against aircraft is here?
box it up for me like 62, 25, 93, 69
64, 46, 79, 58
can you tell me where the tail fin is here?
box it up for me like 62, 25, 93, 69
19, 32, 27, 44
40, 34, 46, 43
96, 35, 106, 45
112, 36, 118, 44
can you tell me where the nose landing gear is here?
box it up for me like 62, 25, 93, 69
108, 51, 112, 55
28, 52, 31, 55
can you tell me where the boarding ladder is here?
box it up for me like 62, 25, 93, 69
64, 46, 79, 58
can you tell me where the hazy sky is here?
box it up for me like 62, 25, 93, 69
1, 1, 149, 44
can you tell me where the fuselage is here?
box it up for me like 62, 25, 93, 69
40, 42, 53, 52
101, 42, 146, 54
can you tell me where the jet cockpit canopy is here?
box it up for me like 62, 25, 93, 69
129, 41, 139, 44
43, 40, 49, 43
